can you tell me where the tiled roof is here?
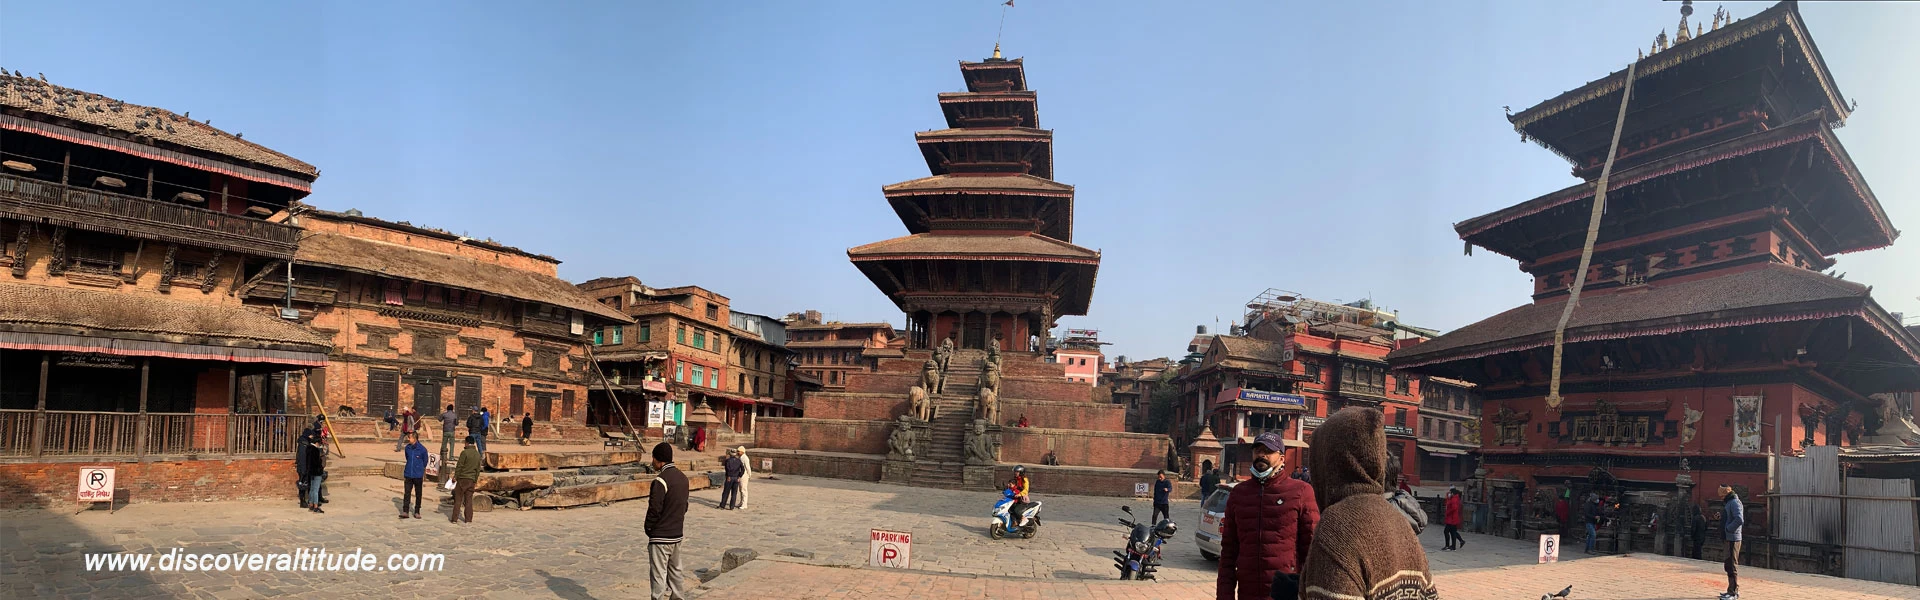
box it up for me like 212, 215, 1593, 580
0, 72, 318, 177
0, 281, 328, 349
882, 174, 1072, 195
785, 322, 894, 331
1214, 336, 1288, 365
788, 339, 873, 349
1388, 264, 1904, 368
848, 232, 1097, 261
914, 127, 1051, 141
294, 231, 630, 323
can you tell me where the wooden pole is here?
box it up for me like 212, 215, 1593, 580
31, 353, 48, 457
218, 181, 229, 214
306, 375, 345, 458
135, 359, 149, 460
227, 368, 238, 453
60, 150, 69, 185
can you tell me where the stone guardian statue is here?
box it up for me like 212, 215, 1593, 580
964, 419, 997, 464
887, 415, 916, 461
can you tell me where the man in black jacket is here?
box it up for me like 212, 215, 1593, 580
719, 448, 744, 510
646, 442, 688, 600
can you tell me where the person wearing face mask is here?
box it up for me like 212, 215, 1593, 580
1216, 432, 1318, 600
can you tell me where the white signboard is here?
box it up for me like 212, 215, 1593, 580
425, 453, 442, 477
1134, 482, 1151, 497
760, 458, 772, 471
1538, 534, 1561, 564
868, 529, 912, 569
78, 467, 115, 502
647, 401, 666, 428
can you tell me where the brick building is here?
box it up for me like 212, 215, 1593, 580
577, 278, 761, 443
261, 208, 629, 432
728, 311, 798, 420
1106, 357, 1170, 432
0, 71, 329, 505
1051, 328, 1104, 384
1414, 375, 1481, 483
1175, 293, 1426, 484
782, 311, 896, 390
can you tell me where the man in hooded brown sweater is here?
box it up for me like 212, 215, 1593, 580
1299, 407, 1438, 600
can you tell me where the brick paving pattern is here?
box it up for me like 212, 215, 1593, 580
2, 474, 1909, 599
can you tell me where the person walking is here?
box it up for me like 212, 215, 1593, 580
1718, 484, 1745, 600
718, 448, 744, 510
736, 447, 752, 511
691, 425, 707, 453
1152, 470, 1174, 524
1689, 503, 1709, 560
1383, 454, 1426, 536
396, 407, 420, 452
466, 408, 488, 456
519, 412, 535, 446
438, 404, 459, 464
1216, 432, 1318, 600
646, 442, 689, 600
450, 435, 481, 524
302, 423, 329, 514
1442, 488, 1465, 551
1200, 468, 1222, 500
400, 432, 427, 519
1297, 408, 1436, 600
1583, 493, 1602, 554
1553, 491, 1571, 540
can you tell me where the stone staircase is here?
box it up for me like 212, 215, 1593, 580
909, 350, 990, 489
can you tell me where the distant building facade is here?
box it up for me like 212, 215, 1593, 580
782, 310, 895, 390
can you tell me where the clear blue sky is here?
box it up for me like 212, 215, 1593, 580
4, 1, 1915, 361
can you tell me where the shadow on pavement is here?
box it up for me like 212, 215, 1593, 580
0, 469, 168, 598
535, 568, 600, 600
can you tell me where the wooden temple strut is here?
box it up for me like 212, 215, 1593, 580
1546, 60, 1638, 412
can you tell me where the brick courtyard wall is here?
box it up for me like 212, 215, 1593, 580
799, 393, 908, 422
998, 377, 1092, 403
1000, 399, 1126, 431
999, 428, 1170, 470
325, 417, 601, 443
0, 458, 295, 508
754, 418, 890, 455
989, 464, 1200, 499
750, 449, 883, 482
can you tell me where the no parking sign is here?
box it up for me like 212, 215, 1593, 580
1538, 534, 1561, 563
78, 467, 115, 502
868, 529, 911, 569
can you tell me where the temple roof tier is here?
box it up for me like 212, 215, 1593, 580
915, 127, 1053, 179
959, 58, 1027, 93
938, 91, 1039, 129
1509, 1, 1847, 169
1458, 116, 1895, 262
883, 174, 1074, 241
1386, 264, 1919, 388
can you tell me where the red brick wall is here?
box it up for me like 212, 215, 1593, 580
990, 464, 1200, 499
800, 393, 907, 422
0, 458, 295, 508
999, 377, 1092, 403
1000, 428, 1170, 470
1000, 399, 1125, 431
753, 418, 890, 455
751, 449, 883, 482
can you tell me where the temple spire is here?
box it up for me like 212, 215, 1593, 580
993, 43, 1002, 59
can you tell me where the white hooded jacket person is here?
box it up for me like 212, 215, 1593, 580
736, 446, 752, 510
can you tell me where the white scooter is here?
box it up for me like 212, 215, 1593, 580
990, 488, 1042, 539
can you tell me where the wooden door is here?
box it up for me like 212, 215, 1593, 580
562, 389, 575, 419
367, 369, 399, 417
454, 376, 482, 417
509, 385, 525, 417
963, 312, 987, 349
533, 393, 554, 421
410, 381, 440, 417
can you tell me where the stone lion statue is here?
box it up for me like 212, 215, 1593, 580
887, 415, 916, 461
977, 386, 998, 424
978, 360, 1002, 393
908, 385, 931, 422
920, 359, 942, 394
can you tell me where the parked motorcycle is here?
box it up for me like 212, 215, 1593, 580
1112, 505, 1176, 580
989, 488, 1042, 539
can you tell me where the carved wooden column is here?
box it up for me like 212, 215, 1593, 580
135, 359, 150, 460
45, 226, 67, 276
32, 353, 49, 457
9, 222, 32, 277
200, 250, 223, 293
156, 244, 179, 292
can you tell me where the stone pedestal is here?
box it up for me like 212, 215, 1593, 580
882, 459, 915, 484
963, 465, 998, 489
909, 420, 933, 460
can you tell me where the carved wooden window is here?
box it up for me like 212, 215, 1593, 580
533, 349, 561, 372
461, 338, 490, 360
69, 234, 124, 275
412, 334, 446, 360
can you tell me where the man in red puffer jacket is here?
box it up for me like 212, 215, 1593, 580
1218, 432, 1319, 600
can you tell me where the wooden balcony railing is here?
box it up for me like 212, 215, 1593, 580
0, 172, 300, 258
0, 409, 303, 459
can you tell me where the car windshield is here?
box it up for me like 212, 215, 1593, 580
1202, 489, 1231, 513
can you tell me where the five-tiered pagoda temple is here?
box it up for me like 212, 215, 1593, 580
1389, 0, 1919, 522
850, 46, 1099, 353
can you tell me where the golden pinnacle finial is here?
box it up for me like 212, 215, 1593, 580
992, 43, 1001, 59
1676, 0, 1693, 43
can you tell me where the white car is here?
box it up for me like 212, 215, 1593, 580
1195, 482, 1236, 561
